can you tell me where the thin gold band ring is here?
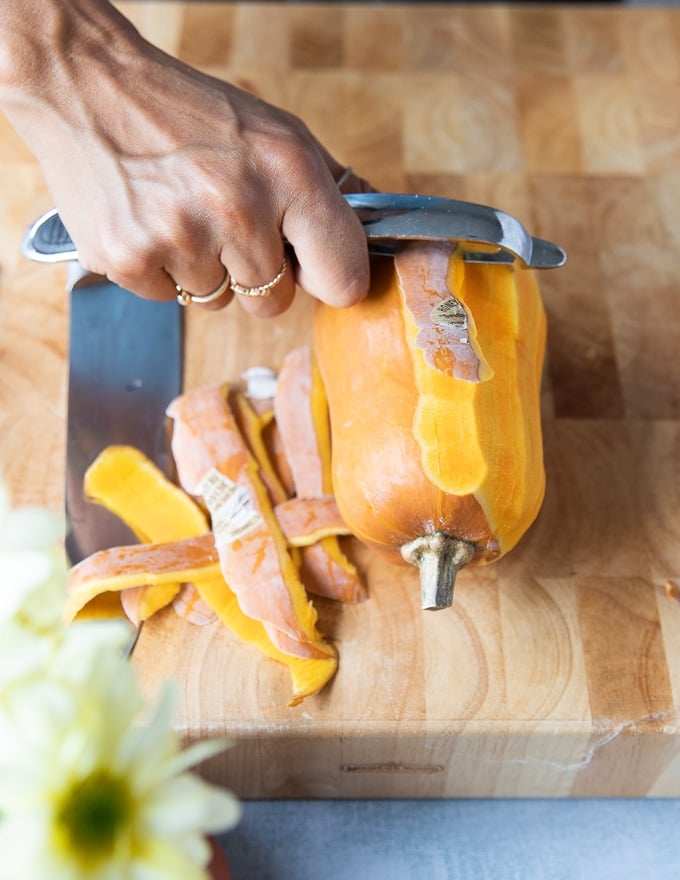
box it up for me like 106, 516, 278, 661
176, 271, 231, 306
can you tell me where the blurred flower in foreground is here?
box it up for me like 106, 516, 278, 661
0, 476, 240, 879
0, 479, 66, 692
0, 478, 67, 625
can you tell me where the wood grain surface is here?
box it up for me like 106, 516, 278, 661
1, 3, 679, 798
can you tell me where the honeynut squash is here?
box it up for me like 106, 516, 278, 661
314, 242, 547, 610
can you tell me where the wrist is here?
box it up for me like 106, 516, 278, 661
0, 0, 142, 104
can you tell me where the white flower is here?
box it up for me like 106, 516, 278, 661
0, 479, 69, 707
0, 473, 240, 878
0, 645, 240, 880
0, 478, 66, 635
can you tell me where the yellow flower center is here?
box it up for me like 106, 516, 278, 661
56, 771, 132, 865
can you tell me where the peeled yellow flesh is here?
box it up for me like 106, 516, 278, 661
405, 258, 546, 555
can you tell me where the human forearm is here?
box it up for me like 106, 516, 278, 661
0, 0, 146, 147
0, 0, 140, 95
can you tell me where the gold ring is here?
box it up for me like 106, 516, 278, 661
175, 271, 231, 306
229, 257, 287, 298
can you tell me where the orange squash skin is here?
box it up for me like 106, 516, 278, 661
313, 249, 547, 569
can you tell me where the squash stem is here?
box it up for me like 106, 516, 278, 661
401, 533, 475, 610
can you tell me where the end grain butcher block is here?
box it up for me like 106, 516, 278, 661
1, 3, 679, 798
132, 416, 680, 799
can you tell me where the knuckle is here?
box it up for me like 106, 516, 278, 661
262, 126, 320, 183
103, 240, 156, 281
221, 198, 260, 242
156, 211, 201, 255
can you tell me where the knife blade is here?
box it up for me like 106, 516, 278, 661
64, 269, 183, 566
22, 242, 183, 653
21, 195, 566, 269
66, 268, 182, 655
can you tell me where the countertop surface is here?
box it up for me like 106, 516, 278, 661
1, 3, 678, 798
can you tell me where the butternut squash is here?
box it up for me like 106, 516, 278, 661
313, 242, 547, 609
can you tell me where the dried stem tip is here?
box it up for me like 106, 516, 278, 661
400, 532, 476, 610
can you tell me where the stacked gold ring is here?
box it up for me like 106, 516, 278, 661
229, 257, 287, 298
175, 257, 288, 305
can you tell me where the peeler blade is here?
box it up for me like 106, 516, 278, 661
344, 193, 566, 268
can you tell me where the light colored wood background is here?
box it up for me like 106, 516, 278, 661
1, 3, 679, 797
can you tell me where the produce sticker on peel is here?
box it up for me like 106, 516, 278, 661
198, 468, 263, 544
431, 295, 468, 331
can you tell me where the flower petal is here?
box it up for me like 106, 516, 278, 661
0, 506, 63, 550
144, 773, 241, 835
130, 836, 210, 880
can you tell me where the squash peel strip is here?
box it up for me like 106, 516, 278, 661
167, 383, 336, 662
70, 446, 338, 705
81, 444, 210, 622
274, 496, 350, 546
274, 347, 366, 604
231, 390, 289, 507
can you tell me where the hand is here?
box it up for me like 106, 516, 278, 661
0, 1, 373, 317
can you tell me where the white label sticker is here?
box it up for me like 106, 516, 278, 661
197, 468, 263, 545
430, 296, 468, 329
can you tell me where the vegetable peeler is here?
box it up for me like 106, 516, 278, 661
21, 194, 566, 269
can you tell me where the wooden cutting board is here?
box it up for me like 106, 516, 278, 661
1, 3, 679, 797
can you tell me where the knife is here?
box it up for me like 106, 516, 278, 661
21, 194, 566, 269
23, 228, 183, 653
